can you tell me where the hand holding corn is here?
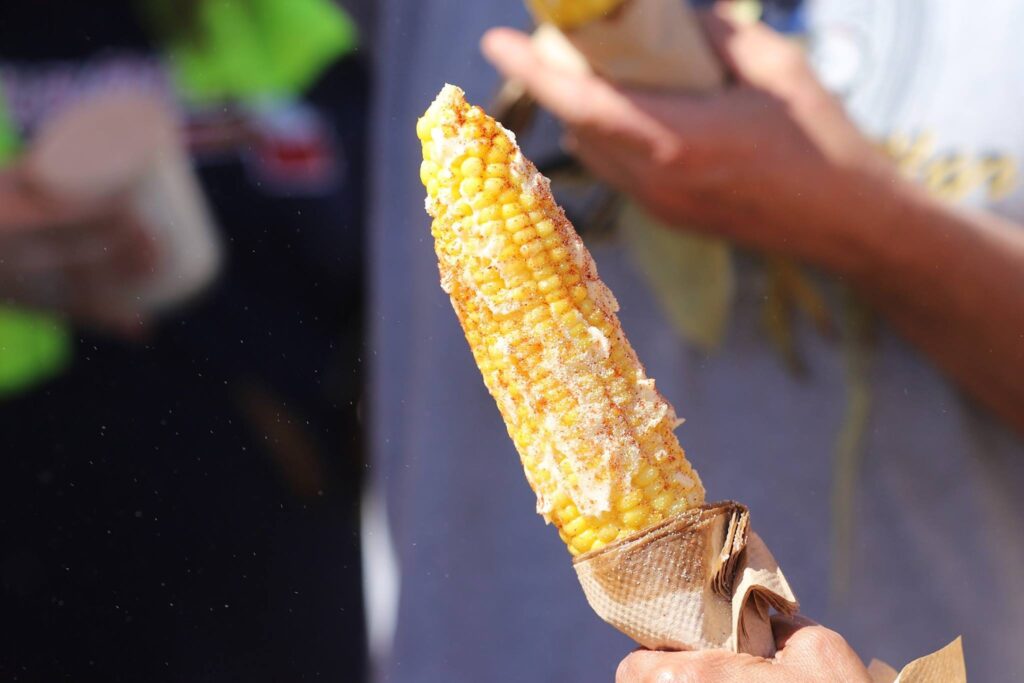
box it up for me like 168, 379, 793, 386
418, 85, 704, 556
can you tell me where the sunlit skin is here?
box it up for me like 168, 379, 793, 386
482, 7, 1024, 435
616, 615, 873, 683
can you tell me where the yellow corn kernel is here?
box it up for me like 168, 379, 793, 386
418, 85, 704, 554
572, 528, 598, 554
557, 503, 580, 525
622, 508, 648, 530
525, 0, 626, 29
634, 464, 659, 488
652, 493, 673, 512
459, 177, 483, 199
668, 499, 691, 519
616, 490, 643, 512
563, 516, 589, 538
597, 524, 619, 544
642, 481, 665, 501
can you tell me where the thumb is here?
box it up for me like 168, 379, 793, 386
772, 614, 872, 681
482, 27, 633, 129
771, 613, 820, 651
698, 4, 811, 93
482, 27, 686, 148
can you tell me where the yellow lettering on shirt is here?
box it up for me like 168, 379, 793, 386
878, 131, 1017, 202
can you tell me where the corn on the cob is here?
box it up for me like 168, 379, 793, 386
418, 85, 704, 556
526, 0, 627, 29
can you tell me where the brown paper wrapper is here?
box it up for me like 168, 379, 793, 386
556, 0, 724, 91
573, 502, 966, 680
870, 637, 967, 683
573, 501, 797, 657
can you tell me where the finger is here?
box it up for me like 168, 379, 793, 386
482, 28, 650, 136
66, 294, 141, 336
5, 235, 69, 272
10, 224, 114, 274
699, 4, 776, 67
615, 650, 649, 682
483, 27, 731, 159
569, 131, 649, 192
59, 227, 148, 297
0, 270, 67, 310
771, 613, 820, 651
772, 617, 867, 675
560, 130, 640, 190
32, 204, 126, 243
5, 171, 119, 236
569, 130, 717, 228
615, 650, 698, 683
102, 213, 160, 282
698, 4, 808, 91
61, 264, 143, 333
618, 648, 770, 683
37, 209, 158, 281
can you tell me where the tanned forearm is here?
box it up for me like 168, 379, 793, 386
837, 173, 1024, 433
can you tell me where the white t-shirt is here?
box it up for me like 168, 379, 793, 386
369, 1, 1024, 680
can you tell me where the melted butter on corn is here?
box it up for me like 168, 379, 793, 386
418, 85, 704, 555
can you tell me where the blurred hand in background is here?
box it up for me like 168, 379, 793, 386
0, 171, 156, 332
482, 4, 1024, 432
481, 9, 897, 270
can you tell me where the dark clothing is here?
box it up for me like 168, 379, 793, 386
0, 4, 367, 681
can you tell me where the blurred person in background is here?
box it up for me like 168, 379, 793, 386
370, 0, 1024, 681
0, 1, 369, 679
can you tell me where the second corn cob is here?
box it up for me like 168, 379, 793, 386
526, 0, 627, 29
418, 85, 704, 556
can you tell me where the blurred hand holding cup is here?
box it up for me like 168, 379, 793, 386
12, 90, 220, 328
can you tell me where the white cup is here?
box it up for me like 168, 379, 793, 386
23, 91, 221, 313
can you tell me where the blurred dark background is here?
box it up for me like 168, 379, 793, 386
0, 1, 372, 680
